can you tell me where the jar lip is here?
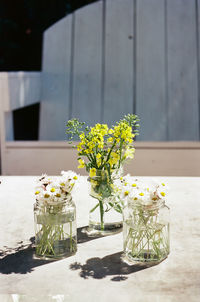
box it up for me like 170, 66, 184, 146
128, 198, 165, 210
35, 195, 72, 207
88, 167, 123, 180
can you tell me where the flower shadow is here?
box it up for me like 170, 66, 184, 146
0, 237, 56, 274
0, 226, 106, 275
69, 251, 154, 281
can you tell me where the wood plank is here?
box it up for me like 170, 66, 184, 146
2, 141, 200, 176
0, 72, 41, 112
103, 0, 134, 125
167, 0, 199, 140
39, 16, 72, 140
5, 141, 200, 149
72, 2, 103, 125
136, 0, 166, 141
197, 0, 200, 139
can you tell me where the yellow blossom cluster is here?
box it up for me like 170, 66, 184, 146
77, 123, 108, 155
76, 120, 136, 174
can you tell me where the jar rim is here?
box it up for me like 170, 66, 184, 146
127, 198, 165, 210
35, 194, 72, 207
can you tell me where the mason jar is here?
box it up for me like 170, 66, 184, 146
123, 199, 170, 264
34, 195, 77, 259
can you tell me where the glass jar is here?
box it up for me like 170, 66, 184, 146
87, 168, 123, 236
34, 195, 77, 259
123, 199, 170, 264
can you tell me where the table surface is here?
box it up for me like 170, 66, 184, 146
0, 176, 200, 302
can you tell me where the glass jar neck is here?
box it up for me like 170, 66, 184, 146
35, 194, 72, 209
128, 198, 165, 211
88, 167, 123, 181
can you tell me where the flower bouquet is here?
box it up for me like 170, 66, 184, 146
120, 176, 170, 264
34, 171, 78, 259
66, 114, 139, 235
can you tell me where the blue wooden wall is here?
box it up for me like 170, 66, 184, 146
39, 0, 200, 141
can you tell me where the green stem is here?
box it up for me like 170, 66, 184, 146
99, 200, 104, 231
90, 203, 100, 213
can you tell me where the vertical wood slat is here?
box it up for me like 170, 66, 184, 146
40, 16, 72, 140
197, 0, 200, 139
103, 0, 134, 125
38, 0, 200, 141
136, 0, 166, 141
72, 2, 103, 125
167, 0, 199, 140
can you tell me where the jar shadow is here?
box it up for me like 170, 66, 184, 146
69, 251, 159, 281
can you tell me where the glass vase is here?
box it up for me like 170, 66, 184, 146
123, 199, 170, 264
87, 168, 123, 236
34, 195, 77, 259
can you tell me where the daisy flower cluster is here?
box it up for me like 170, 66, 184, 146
34, 170, 79, 205
119, 175, 169, 206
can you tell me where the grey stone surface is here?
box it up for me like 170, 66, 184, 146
0, 176, 200, 302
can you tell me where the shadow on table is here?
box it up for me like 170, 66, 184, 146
77, 226, 122, 243
0, 237, 57, 274
0, 226, 105, 274
69, 251, 155, 281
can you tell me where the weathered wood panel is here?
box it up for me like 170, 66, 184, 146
72, 2, 103, 124
40, 16, 73, 140
167, 0, 199, 140
197, 0, 200, 139
103, 0, 134, 125
2, 141, 200, 176
136, 0, 166, 141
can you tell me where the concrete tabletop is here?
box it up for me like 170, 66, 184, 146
0, 176, 200, 302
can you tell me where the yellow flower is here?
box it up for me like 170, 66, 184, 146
35, 190, 40, 195
132, 183, 137, 187
124, 147, 135, 159
89, 168, 96, 177
73, 176, 78, 180
124, 191, 129, 196
79, 133, 85, 140
50, 188, 55, 192
96, 153, 101, 159
139, 192, 144, 196
160, 192, 165, 197
96, 153, 102, 167
107, 137, 114, 143
78, 159, 85, 169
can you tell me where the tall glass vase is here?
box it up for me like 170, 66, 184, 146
87, 168, 123, 236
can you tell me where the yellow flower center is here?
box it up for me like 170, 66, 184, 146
35, 190, 40, 195
160, 192, 165, 197
132, 184, 137, 187
139, 192, 144, 196
73, 176, 78, 180
50, 188, 55, 192
124, 191, 129, 196
44, 193, 50, 198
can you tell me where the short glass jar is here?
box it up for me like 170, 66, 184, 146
34, 195, 77, 259
123, 199, 170, 264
